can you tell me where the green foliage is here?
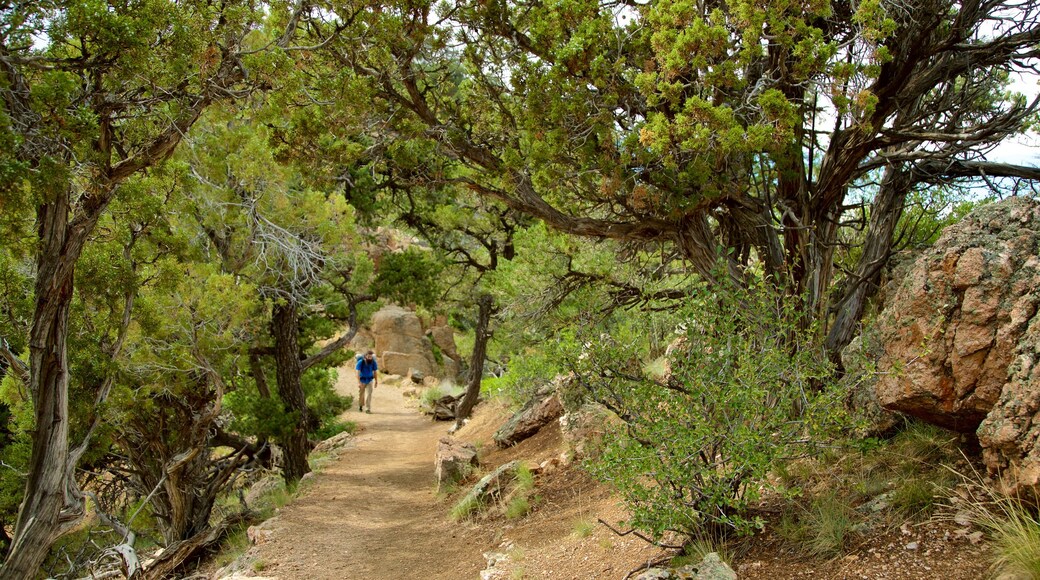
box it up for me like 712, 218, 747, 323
372, 248, 443, 308
573, 279, 847, 538
420, 382, 464, 413
0, 372, 32, 528
313, 419, 357, 441
483, 348, 566, 408
571, 518, 595, 539
514, 463, 535, 493
227, 367, 351, 442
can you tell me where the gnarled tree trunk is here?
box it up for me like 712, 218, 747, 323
271, 301, 313, 484
2, 195, 88, 579
455, 294, 494, 427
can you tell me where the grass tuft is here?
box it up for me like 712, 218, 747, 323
953, 471, 1040, 578
779, 490, 859, 558
891, 476, 940, 520
571, 517, 596, 539
505, 495, 531, 519
450, 494, 482, 521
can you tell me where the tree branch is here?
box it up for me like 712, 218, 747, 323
0, 338, 29, 385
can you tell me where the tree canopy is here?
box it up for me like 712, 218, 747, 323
312, 0, 1040, 355
1, 0, 1039, 574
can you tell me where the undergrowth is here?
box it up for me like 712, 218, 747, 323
776, 421, 963, 559
949, 468, 1040, 578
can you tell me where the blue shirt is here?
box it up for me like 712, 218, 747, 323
356, 356, 377, 382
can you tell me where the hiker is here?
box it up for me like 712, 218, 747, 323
356, 350, 378, 413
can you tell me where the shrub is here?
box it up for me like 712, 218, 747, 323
572, 279, 848, 538
482, 348, 565, 408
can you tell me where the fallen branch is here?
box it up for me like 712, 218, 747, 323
596, 518, 684, 549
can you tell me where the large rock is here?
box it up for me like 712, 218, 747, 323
977, 310, 1040, 497
370, 305, 438, 376
874, 197, 1040, 432
431, 393, 464, 421
428, 325, 461, 362
493, 380, 567, 448
435, 437, 478, 487
313, 430, 354, 455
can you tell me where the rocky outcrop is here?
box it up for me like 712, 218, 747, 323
874, 197, 1040, 432
371, 305, 438, 377
435, 437, 478, 487
427, 325, 461, 380
312, 430, 354, 455
977, 311, 1040, 497
493, 380, 567, 448
841, 333, 903, 436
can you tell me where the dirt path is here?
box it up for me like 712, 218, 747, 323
249, 374, 488, 579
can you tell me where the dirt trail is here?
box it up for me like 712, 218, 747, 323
249, 373, 487, 579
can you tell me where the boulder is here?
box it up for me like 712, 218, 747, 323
244, 475, 283, 507
429, 325, 461, 362
347, 328, 374, 354
977, 310, 1040, 498
493, 384, 565, 448
874, 197, 1040, 432
371, 305, 438, 376
435, 437, 478, 487
313, 430, 354, 455
381, 351, 436, 378
246, 517, 282, 546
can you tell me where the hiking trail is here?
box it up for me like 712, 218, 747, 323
247, 370, 487, 579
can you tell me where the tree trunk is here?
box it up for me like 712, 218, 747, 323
1, 197, 83, 579
142, 511, 255, 580
271, 301, 312, 484
455, 294, 494, 427
825, 165, 911, 359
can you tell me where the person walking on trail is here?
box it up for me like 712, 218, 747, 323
356, 350, 378, 413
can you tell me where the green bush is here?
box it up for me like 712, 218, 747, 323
227, 366, 350, 442
573, 279, 848, 538
483, 349, 565, 408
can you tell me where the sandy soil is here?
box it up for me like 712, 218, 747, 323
248, 377, 489, 579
